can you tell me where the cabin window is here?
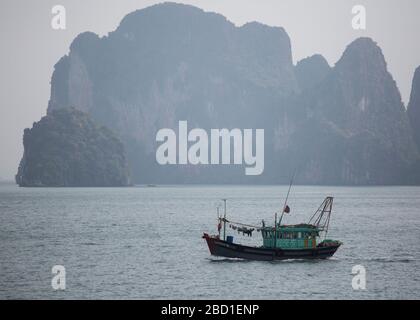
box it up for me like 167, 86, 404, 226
298, 232, 302, 238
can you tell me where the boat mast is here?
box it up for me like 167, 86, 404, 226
278, 171, 296, 227
274, 211, 278, 247
308, 196, 334, 240
217, 205, 221, 238
222, 199, 227, 241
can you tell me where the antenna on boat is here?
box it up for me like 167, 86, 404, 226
222, 199, 227, 241
278, 170, 296, 227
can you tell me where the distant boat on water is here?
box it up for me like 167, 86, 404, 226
202, 176, 342, 261
203, 196, 342, 261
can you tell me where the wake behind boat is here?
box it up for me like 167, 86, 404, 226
203, 183, 342, 261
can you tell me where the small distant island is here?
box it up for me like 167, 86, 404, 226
16, 107, 131, 187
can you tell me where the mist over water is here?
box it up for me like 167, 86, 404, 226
0, 184, 419, 299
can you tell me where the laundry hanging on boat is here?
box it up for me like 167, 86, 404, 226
228, 223, 255, 236
237, 226, 254, 237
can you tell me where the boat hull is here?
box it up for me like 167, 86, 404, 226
202, 233, 340, 261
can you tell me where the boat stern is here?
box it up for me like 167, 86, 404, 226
318, 239, 342, 248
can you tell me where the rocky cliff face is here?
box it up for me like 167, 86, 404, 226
16, 108, 130, 187
42, 3, 420, 185
405, 66, 420, 184
275, 38, 419, 184
295, 54, 331, 91
408, 66, 420, 149
47, 2, 298, 183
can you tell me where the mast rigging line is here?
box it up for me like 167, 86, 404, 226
222, 218, 261, 229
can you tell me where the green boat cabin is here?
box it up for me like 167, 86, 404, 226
261, 224, 320, 249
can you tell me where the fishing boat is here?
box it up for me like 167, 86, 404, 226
202, 185, 342, 261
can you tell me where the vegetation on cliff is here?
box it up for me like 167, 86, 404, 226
16, 107, 131, 187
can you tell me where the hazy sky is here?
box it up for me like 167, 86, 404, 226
1, 0, 420, 180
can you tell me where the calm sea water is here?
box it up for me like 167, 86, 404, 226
0, 183, 419, 299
